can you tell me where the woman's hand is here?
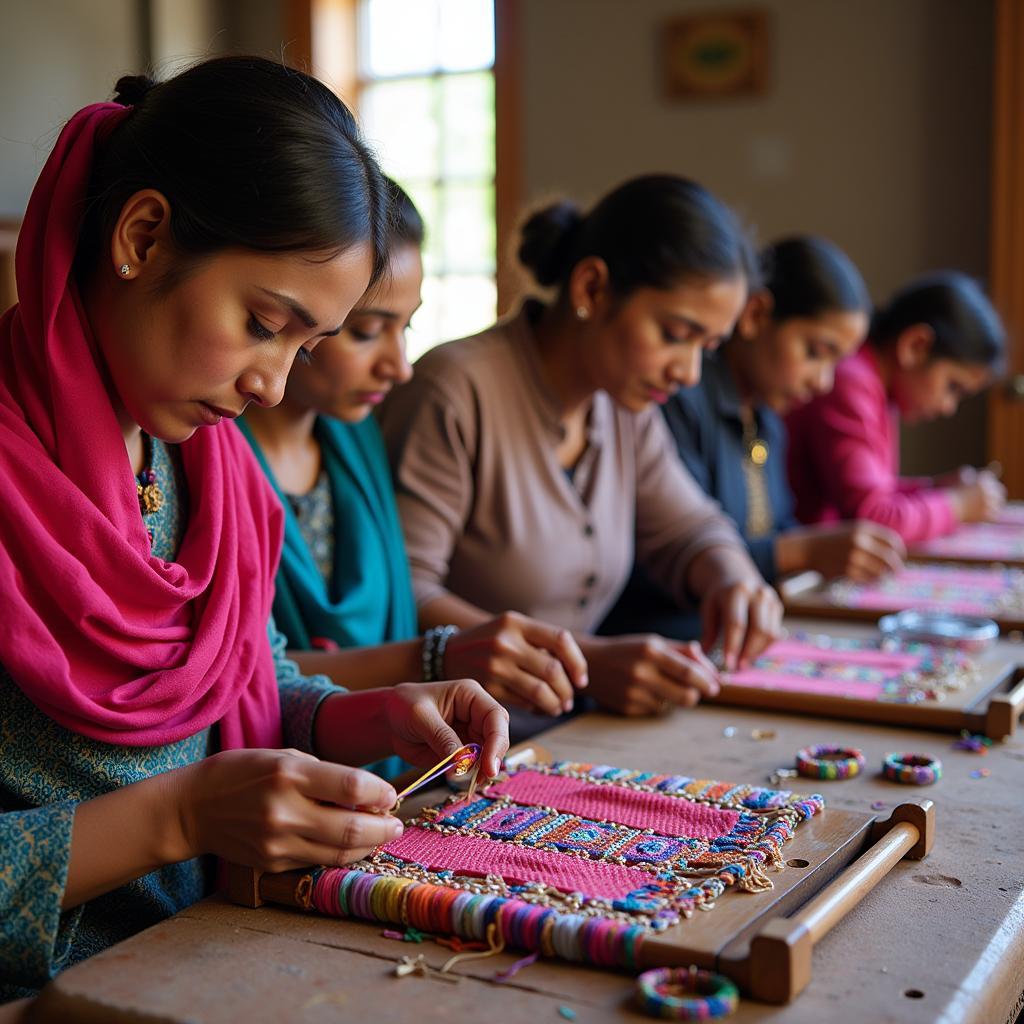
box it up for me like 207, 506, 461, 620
949, 472, 1006, 523
699, 575, 782, 671
444, 611, 588, 716
175, 748, 402, 874
581, 636, 719, 716
382, 679, 509, 780
776, 521, 905, 582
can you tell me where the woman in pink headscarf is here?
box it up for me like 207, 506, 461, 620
0, 57, 507, 997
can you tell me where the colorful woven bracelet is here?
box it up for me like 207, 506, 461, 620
795, 744, 865, 781
634, 966, 739, 1020
883, 752, 942, 785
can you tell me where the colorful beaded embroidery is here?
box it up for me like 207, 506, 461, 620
882, 753, 942, 785
723, 632, 978, 704
827, 564, 1024, 619
795, 745, 865, 781
634, 966, 739, 1020
308, 760, 824, 970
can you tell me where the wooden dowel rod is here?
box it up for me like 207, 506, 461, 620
794, 822, 919, 943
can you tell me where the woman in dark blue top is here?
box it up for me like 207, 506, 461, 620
600, 236, 905, 641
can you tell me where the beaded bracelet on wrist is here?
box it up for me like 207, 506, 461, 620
634, 966, 739, 1020
421, 625, 459, 682
795, 744, 865, 781
432, 624, 457, 681
883, 752, 942, 785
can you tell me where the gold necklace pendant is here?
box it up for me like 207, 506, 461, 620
137, 478, 164, 515
748, 438, 770, 466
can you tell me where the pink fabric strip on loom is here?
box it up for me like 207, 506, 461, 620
723, 671, 884, 700
751, 640, 921, 671
482, 771, 740, 838
884, 567, 1009, 590
916, 524, 1024, 558
382, 826, 657, 898
844, 594, 996, 615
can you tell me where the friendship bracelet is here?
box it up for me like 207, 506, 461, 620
795, 744, 865, 781
421, 625, 458, 682
883, 752, 942, 785
634, 965, 739, 1020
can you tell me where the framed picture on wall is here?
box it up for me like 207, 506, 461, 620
661, 9, 770, 100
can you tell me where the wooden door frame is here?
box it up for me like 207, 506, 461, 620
988, 0, 1024, 497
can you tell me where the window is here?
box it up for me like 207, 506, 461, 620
356, 0, 497, 359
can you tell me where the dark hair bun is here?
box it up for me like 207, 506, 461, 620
113, 74, 157, 107
517, 200, 584, 287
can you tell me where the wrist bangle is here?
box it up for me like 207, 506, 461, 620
883, 752, 942, 785
432, 624, 458, 681
421, 625, 458, 682
795, 744, 865, 780
634, 966, 739, 1020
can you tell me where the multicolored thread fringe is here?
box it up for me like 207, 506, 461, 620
308, 760, 824, 971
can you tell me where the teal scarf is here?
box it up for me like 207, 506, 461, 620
239, 416, 417, 650
239, 416, 417, 782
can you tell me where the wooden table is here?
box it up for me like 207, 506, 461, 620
30, 704, 1024, 1024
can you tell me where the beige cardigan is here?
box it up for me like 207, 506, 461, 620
378, 305, 750, 634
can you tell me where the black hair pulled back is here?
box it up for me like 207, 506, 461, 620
760, 236, 869, 322
517, 174, 757, 298
384, 177, 425, 251
871, 271, 1005, 370
79, 56, 389, 284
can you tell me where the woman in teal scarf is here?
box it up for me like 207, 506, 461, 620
240, 183, 589, 762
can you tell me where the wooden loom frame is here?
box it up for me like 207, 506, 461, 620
711, 618, 1024, 740
226, 747, 935, 1006
781, 565, 1024, 634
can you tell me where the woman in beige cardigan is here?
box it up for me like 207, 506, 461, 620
380, 175, 782, 719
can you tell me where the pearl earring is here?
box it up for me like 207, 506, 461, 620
576, 306, 589, 320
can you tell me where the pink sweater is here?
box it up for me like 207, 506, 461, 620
785, 346, 956, 543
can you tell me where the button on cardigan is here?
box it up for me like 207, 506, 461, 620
378, 304, 749, 634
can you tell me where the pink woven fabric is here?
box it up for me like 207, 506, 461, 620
743, 640, 921, 671
843, 566, 1010, 616
914, 523, 1024, 560
382, 826, 657, 898
483, 770, 740, 838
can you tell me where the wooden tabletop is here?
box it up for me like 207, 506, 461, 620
29, 701, 1024, 1024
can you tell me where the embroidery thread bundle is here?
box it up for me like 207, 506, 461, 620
308, 760, 824, 970
795, 745, 865, 781
634, 966, 739, 1020
882, 753, 942, 785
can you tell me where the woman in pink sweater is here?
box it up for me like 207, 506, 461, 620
787, 272, 1005, 544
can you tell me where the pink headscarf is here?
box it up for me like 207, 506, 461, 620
0, 103, 284, 750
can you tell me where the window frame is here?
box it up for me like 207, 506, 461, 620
287, 0, 521, 316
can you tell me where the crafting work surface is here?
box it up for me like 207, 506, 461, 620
723, 634, 976, 702
911, 522, 1024, 566
784, 562, 1024, 629
712, 622, 1024, 738
31, 706, 1024, 1024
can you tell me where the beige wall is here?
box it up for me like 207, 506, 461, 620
0, 0, 995, 471
0, 0, 144, 217
519, 0, 995, 474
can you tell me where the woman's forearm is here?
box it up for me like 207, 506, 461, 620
313, 689, 394, 765
418, 592, 493, 630
685, 544, 761, 595
63, 767, 192, 910
291, 640, 423, 689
